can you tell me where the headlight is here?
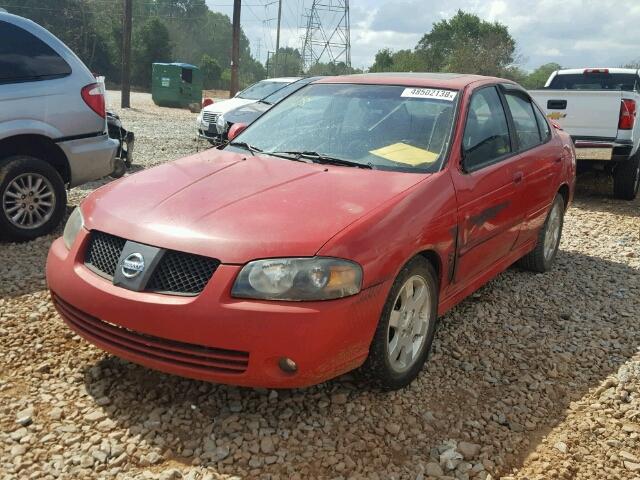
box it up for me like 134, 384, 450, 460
63, 207, 84, 250
216, 114, 227, 134
232, 257, 362, 301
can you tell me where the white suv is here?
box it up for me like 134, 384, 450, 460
0, 13, 118, 241
196, 77, 301, 145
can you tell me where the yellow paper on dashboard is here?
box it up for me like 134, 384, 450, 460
370, 142, 438, 166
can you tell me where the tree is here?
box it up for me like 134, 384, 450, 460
370, 48, 394, 72
522, 62, 561, 89
200, 54, 222, 89
306, 61, 359, 76
132, 18, 172, 88
415, 10, 517, 77
268, 48, 303, 77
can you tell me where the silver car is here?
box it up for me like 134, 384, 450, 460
0, 12, 118, 241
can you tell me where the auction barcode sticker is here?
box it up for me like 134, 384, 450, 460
401, 88, 457, 101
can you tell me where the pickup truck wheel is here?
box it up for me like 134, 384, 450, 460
0, 155, 66, 242
361, 257, 438, 390
518, 195, 565, 273
613, 153, 640, 200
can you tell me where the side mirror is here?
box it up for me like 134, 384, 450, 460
227, 123, 248, 142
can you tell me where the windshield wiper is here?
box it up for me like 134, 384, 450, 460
270, 151, 374, 169
227, 141, 263, 156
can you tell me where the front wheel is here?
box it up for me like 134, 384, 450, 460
613, 153, 640, 200
518, 194, 565, 273
0, 155, 66, 242
361, 257, 438, 390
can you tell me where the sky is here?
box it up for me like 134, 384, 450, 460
205, 0, 640, 72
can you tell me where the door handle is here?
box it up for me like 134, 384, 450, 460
554, 156, 562, 163
513, 171, 523, 184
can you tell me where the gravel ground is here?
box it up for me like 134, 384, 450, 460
1, 91, 639, 480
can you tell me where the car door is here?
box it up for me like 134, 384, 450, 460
450, 85, 525, 284
500, 86, 563, 247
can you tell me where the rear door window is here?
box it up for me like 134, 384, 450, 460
0, 20, 72, 84
504, 93, 542, 151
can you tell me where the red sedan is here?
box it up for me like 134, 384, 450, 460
47, 73, 576, 390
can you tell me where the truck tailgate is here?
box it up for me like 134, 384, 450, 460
529, 90, 622, 139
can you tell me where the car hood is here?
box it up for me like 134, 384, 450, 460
82, 150, 428, 263
202, 97, 256, 115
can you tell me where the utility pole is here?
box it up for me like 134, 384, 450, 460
230, 0, 241, 97
121, 0, 132, 108
275, 0, 282, 76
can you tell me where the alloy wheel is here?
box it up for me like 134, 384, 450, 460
387, 275, 432, 373
2, 173, 56, 230
543, 201, 562, 262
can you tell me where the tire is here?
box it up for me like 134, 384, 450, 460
109, 157, 127, 179
613, 153, 640, 200
0, 155, 67, 242
361, 257, 438, 390
518, 194, 565, 273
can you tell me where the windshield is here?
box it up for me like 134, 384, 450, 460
548, 73, 639, 91
227, 83, 458, 172
236, 80, 292, 100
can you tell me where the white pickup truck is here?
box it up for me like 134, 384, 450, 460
529, 68, 640, 199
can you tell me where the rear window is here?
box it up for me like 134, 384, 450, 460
548, 73, 639, 91
0, 20, 72, 84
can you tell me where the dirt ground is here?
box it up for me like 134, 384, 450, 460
0, 92, 638, 480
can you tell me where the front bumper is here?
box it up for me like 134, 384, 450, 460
58, 133, 119, 187
46, 231, 388, 388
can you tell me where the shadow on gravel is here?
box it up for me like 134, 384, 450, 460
80, 248, 639, 478
573, 171, 640, 218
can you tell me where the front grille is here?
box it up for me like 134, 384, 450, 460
84, 231, 219, 295
52, 294, 249, 375
85, 231, 126, 278
202, 111, 219, 124
147, 251, 220, 295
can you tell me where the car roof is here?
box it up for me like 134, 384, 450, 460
314, 72, 507, 89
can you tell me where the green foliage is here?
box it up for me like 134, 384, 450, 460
415, 10, 516, 77
370, 49, 394, 72
367, 11, 563, 89
306, 61, 360, 76
268, 48, 303, 77
520, 63, 562, 89
200, 54, 222, 89
370, 48, 425, 73
132, 18, 172, 88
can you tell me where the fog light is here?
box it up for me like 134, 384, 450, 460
278, 357, 297, 373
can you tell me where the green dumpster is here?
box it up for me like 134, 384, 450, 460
151, 63, 203, 108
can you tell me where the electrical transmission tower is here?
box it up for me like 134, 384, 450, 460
301, 0, 351, 72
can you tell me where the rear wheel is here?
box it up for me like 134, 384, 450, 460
613, 153, 640, 200
361, 257, 438, 390
518, 194, 565, 273
0, 155, 66, 241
